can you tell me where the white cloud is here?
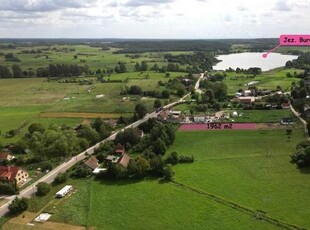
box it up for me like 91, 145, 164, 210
0, 0, 309, 38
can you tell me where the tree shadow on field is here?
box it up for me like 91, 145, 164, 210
298, 166, 310, 174
94, 176, 169, 186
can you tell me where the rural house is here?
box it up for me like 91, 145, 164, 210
84, 156, 100, 170
106, 144, 131, 168
0, 166, 28, 187
115, 143, 125, 155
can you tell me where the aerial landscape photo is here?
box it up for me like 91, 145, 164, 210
0, 0, 310, 229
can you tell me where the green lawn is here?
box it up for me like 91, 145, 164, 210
39, 178, 280, 230
168, 129, 310, 229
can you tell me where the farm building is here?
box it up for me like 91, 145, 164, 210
56, 185, 73, 198
0, 166, 28, 187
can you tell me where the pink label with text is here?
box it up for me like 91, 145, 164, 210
280, 35, 310, 46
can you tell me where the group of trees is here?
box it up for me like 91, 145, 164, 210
37, 64, 90, 78
121, 85, 171, 100
135, 61, 148, 71
291, 141, 310, 167
4, 53, 20, 62
200, 80, 228, 102
0, 64, 28, 78
99, 119, 193, 181
114, 62, 127, 73
234, 67, 262, 75
103, 153, 175, 181
286, 52, 310, 71
291, 80, 310, 113
164, 52, 217, 72
16, 119, 111, 163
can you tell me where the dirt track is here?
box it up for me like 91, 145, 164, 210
2, 212, 87, 230
39, 112, 127, 119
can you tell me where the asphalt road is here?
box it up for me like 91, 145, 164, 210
0, 73, 204, 217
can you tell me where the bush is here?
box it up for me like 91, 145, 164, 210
0, 183, 17, 195
53, 172, 68, 185
166, 152, 179, 165
8, 197, 28, 215
36, 182, 51, 196
71, 165, 92, 178
163, 164, 175, 181
40, 161, 53, 172
179, 155, 194, 163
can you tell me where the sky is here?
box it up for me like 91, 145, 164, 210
0, 0, 309, 39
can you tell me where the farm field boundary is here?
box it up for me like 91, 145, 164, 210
171, 181, 304, 230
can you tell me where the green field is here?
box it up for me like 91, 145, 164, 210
0, 45, 188, 72
0, 71, 184, 143
219, 68, 302, 94
230, 109, 295, 123
169, 129, 310, 229
22, 128, 310, 229
25, 178, 279, 230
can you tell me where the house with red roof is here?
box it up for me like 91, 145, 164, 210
115, 143, 125, 155
0, 166, 28, 187
118, 154, 131, 168
0, 153, 14, 162
106, 144, 131, 168
84, 156, 99, 170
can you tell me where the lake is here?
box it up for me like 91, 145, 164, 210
213, 52, 297, 71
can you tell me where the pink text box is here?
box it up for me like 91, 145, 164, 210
280, 35, 310, 46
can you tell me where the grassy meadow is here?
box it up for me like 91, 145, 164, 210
169, 129, 310, 229
0, 71, 185, 144
0, 45, 185, 72
22, 178, 280, 230
230, 109, 295, 123
218, 68, 303, 94
20, 128, 310, 229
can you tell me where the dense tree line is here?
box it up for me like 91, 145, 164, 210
37, 64, 90, 78
286, 52, 310, 71
234, 67, 262, 75
111, 40, 233, 53
164, 52, 217, 72
15, 119, 111, 163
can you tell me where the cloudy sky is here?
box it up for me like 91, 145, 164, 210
0, 0, 309, 38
